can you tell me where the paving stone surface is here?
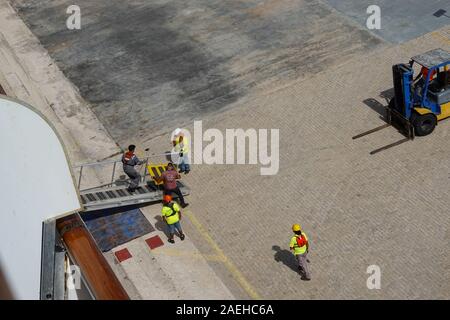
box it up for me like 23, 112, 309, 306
134, 27, 450, 299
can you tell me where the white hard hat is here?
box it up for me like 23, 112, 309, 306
174, 128, 182, 136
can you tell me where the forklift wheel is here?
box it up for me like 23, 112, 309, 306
412, 113, 436, 136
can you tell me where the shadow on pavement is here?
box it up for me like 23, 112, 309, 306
363, 98, 387, 121
379, 88, 394, 103
362, 89, 395, 122
154, 215, 171, 238
272, 245, 298, 273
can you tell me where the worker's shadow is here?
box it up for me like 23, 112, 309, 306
154, 215, 171, 238
272, 245, 298, 273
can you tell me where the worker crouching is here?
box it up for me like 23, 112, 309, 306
290, 224, 311, 280
161, 195, 185, 244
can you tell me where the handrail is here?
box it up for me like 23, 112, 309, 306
73, 152, 179, 191
73, 152, 177, 168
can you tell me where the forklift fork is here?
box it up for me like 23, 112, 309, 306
352, 107, 414, 155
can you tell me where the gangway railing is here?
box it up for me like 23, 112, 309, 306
73, 152, 176, 191
72, 152, 189, 212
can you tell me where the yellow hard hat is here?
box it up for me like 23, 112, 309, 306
292, 224, 301, 232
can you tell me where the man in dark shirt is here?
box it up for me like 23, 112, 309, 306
122, 144, 144, 192
159, 162, 188, 208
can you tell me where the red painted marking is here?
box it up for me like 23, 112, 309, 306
145, 235, 164, 250
114, 248, 132, 262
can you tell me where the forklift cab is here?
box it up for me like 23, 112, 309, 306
425, 69, 450, 105
389, 48, 450, 137
413, 59, 450, 110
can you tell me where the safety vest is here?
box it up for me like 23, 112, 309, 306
161, 202, 180, 225
290, 232, 308, 255
122, 151, 135, 165
174, 136, 189, 154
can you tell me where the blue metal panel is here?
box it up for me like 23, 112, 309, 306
81, 208, 155, 252
402, 68, 413, 119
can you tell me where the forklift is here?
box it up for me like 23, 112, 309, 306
353, 48, 450, 154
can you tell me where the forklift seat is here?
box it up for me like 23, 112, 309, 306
428, 86, 450, 105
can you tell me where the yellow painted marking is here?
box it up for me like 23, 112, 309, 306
151, 247, 225, 262
147, 163, 168, 185
431, 31, 450, 45
184, 210, 262, 300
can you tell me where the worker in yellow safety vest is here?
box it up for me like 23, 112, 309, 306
290, 224, 311, 280
161, 194, 185, 244
172, 128, 190, 174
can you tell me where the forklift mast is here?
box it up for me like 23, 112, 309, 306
392, 63, 414, 119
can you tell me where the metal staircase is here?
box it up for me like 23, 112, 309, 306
79, 181, 189, 212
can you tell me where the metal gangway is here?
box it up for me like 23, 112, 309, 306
73, 153, 190, 212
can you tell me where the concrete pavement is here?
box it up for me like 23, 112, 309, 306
10, 0, 383, 145
325, 0, 450, 43
104, 204, 236, 300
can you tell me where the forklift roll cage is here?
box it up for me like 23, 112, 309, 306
394, 58, 449, 122
410, 59, 449, 115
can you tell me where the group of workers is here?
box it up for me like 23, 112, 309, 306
121, 130, 311, 278
121, 130, 189, 243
